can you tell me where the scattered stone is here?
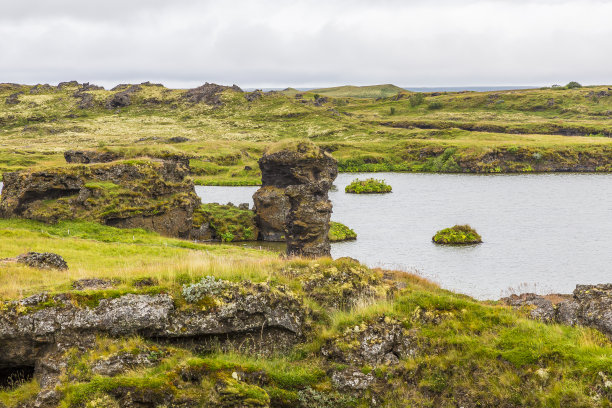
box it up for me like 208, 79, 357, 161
183, 82, 243, 106
105, 85, 141, 109
167, 136, 189, 143
132, 277, 158, 287
91, 350, 162, 377
64, 149, 122, 164
331, 369, 375, 391
321, 316, 417, 366
29, 84, 53, 94
238, 203, 250, 210
254, 142, 337, 257
501, 293, 556, 322
72, 278, 117, 290
246, 90, 264, 101
314, 96, 329, 106
15, 252, 68, 270
5, 91, 23, 105
502, 284, 612, 339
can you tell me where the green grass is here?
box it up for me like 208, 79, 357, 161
305, 84, 405, 98
432, 224, 482, 245
345, 178, 392, 194
3, 83, 612, 185
1, 218, 612, 406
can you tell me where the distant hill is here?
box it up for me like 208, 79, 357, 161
307, 84, 405, 98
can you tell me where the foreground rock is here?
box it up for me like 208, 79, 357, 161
502, 284, 612, 339
0, 159, 200, 238
253, 142, 337, 257
0, 280, 306, 391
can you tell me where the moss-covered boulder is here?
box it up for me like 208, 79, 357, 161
432, 224, 482, 245
0, 159, 200, 238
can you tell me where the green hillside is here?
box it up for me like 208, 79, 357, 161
307, 84, 406, 98
2, 81, 612, 185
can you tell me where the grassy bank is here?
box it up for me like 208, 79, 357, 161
1, 219, 612, 406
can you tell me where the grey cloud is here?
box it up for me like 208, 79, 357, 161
1, 0, 611, 88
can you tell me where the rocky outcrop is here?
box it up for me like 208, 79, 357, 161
0, 281, 306, 389
0, 159, 200, 238
253, 142, 337, 257
322, 315, 417, 395
502, 284, 612, 339
5, 91, 23, 105
252, 186, 290, 241
105, 85, 141, 109
64, 149, 191, 168
183, 82, 243, 106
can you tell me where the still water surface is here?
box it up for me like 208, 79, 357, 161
195, 173, 612, 300
2, 173, 610, 299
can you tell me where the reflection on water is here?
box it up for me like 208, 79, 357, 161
196, 173, 612, 300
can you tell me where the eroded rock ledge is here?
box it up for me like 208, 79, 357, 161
0, 281, 306, 390
0, 159, 200, 238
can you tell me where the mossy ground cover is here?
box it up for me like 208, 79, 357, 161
3, 83, 612, 185
345, 178, 392, 194
432, 224, 483, 245
1, 220, 612, 406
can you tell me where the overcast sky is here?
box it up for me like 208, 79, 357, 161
1, 0, 611, 89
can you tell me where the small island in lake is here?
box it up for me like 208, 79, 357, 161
328, 221, 357, 241
345, 178, 392, 194
433, 224, 482, 245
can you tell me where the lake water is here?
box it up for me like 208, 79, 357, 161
3, 173, 611, 300
195, 173, 612, 300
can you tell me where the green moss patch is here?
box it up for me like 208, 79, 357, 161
328, 221, 357, 242
345, 178, 392, 194
432, 224, 482, 245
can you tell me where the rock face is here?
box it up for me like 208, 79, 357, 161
502, 284, 612, 339
105, 84, 141, 109
253, 142, 337, 257
0, 282, 306, 389
16, 252, 68, 270
252, 186, 290, 241
0, 159, 200, 238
